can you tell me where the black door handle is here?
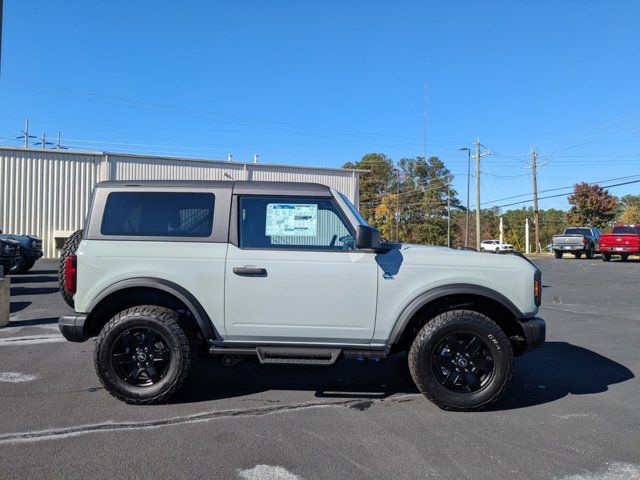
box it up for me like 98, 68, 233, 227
233, 267, 268, 277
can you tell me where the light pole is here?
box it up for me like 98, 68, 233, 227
458, 147, 471, 248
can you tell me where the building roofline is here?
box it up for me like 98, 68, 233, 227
0, 146, 367, 174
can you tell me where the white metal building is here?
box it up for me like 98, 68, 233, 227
0, 147, 363, 257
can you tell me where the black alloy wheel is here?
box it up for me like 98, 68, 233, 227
431, 332, 494, 393
94, 305, 192, 404
408, 310, 513, 411
111, 327, 171, 386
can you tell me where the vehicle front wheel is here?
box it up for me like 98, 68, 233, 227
574, 252, 582, 259
602, 253, 611, 262
408, 310, 513, 411
621, 254, 629, 262
553, 251, 563, 259
11, 254, 35, 274
94, 305, 192, 405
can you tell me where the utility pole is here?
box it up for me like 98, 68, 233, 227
531, 148, 541, 253
24, 118, 29, 147
475, 139, 481, 251
15, 118, 36, 147
474, 139, 492, 251
395, 168, 403, 243
458, 147, 471, 247
447, 182, 451, 248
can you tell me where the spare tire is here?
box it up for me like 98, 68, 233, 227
58, 230, 84, 308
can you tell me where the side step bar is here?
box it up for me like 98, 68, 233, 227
256, 347, 341, 365
209, 345, 388, 365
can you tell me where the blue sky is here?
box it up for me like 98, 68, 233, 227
1, 1, 639, 211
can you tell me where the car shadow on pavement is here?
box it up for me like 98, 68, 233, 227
8, 275, 57, 284
175, 342, 634, 408
4, 317, 59, 328
176, 354, 418, 404
494, 341, 634, 410
9, 286, 59, 296
9, 301, 31, 313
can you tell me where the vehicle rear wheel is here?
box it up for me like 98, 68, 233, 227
58, 230, 83, 307
408, 310, 513, 411
574, 252, 582, 259
621, 254, 629, 262
602, 253, 611, 262
480, 248, 486, 252
553, 251, 563, 259
94, 305, 192, 405
585, 245, 595, 259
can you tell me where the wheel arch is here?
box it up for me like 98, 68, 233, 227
388, 284, 528, 355
85, 278, 218, 341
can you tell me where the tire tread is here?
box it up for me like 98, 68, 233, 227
408, 309, 514, 411
93, 305, 192, 405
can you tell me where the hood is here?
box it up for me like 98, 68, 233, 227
378, 243, 536, 273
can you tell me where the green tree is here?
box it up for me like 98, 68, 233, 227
620, 205, 640, 224
566, 182, 617, 228
397, 156, 460, 245
343, 153, 395, 225
343, 154, 461, 245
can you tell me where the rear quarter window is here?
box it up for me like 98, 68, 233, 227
101, 192, 215, 237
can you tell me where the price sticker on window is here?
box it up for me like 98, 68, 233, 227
265, 204, 317, 237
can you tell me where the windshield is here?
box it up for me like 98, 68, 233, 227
565, 228, 591, 235
612, 226, 640, 235
338, 192, 369, 226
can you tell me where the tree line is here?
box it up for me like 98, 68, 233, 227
344, 153, 640, 250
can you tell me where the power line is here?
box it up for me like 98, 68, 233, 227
482, 172, 640, 206
492, 178, 640, 209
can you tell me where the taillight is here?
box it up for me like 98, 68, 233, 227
582, 237, 588, 245
65, 255, 77, 294
534, 271, 542, 307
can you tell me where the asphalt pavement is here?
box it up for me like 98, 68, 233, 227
0, 256, 638, 480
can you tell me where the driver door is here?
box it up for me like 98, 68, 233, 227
224, 195, 378, 344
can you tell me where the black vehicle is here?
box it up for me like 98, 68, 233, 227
0, 238, 21, 276
0, 231, 43, 273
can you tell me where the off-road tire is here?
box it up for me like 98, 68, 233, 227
94, 305, 192, 405
11, 251, 35, 274
408, 310, 514, 411
554, 251, 563, 259
602, 253, 611, 262
585, 244, 594, 259
58, 229, 83, 307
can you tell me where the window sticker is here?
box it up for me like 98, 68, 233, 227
265, 203, 318, 236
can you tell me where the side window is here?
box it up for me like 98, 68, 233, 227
239, 196, 354, 250
101, 192, 215, 237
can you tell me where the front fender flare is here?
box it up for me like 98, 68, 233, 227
387, 283, 529, 346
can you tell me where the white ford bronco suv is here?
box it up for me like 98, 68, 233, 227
59, 180, 544, 410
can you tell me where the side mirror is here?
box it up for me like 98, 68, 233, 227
355, 225, 381, 250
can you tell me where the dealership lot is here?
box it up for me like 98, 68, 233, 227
0, 257, 638, 480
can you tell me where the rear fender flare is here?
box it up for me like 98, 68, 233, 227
87, 277, 218, 340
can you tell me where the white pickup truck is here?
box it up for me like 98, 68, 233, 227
58, 181, 545, 411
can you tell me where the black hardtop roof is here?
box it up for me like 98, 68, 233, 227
94, 180, 334, 197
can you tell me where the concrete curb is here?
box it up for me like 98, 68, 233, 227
0, 277, 9, 327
